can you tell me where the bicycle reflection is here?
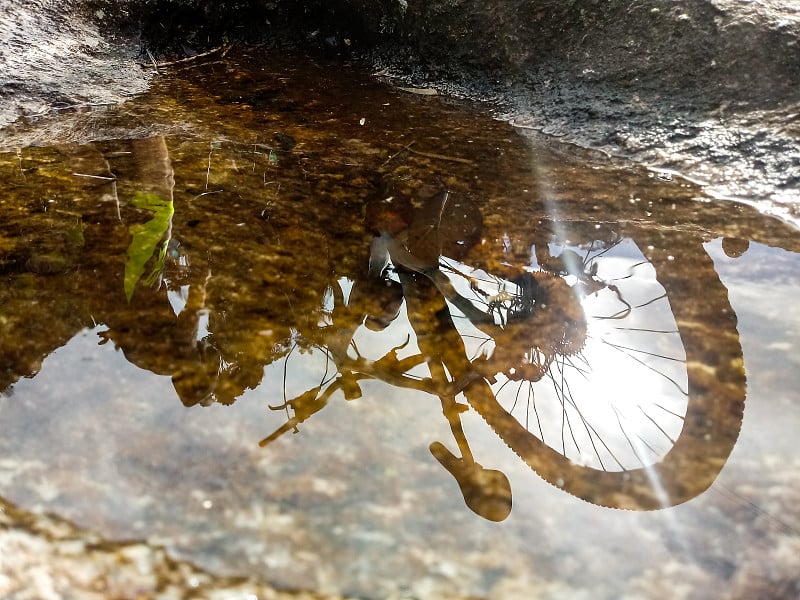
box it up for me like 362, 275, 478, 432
0, 140, 747, 522
256, 188, 746, 521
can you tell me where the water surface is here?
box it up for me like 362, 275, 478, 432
1, 49, 799, 598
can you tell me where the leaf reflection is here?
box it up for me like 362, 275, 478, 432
124, 191, 174, 301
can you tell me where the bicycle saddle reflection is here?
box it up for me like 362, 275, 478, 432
260, 189, 746, 520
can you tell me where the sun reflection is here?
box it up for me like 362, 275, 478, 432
443, 239, 689, 472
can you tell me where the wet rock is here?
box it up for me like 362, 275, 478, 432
0, 497, 344, 599
4, 1, 799, 115
407, 0, 800, 106
0, 0, 151, 129
1, 1, 799, 215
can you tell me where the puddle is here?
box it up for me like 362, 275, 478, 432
1, 49, 799, 598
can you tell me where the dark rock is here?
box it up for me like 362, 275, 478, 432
5, 1, 798, 109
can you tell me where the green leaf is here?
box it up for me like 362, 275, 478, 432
123, 192, 174, 302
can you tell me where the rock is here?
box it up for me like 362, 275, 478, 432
3, 1, 799, 113
1, 0, 799, 211
383, 0, 800, 106
0, 0, 150, 129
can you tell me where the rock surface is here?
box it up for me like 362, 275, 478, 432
1, 0, 799, 207
0, 1, 151, 129
0, 497, 339, 599
383, 0, 800, 106
3, 0, 799, 113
